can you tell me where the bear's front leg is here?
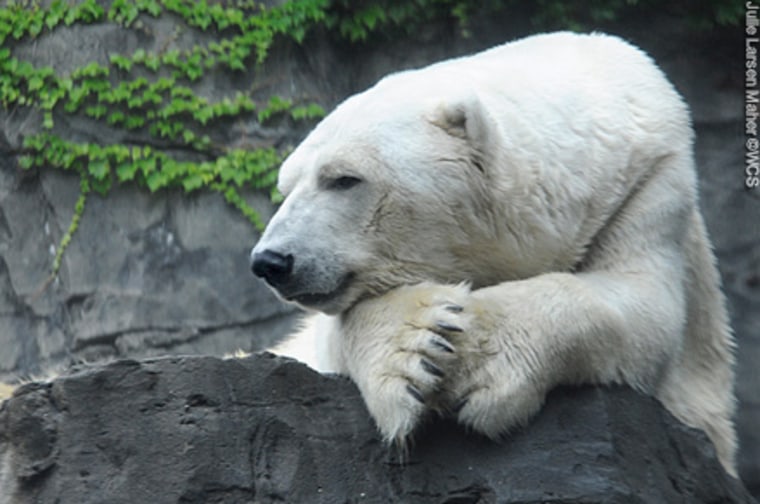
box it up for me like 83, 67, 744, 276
340, 283, 471, 446
443, 270, 683, 440
441, 284, 558, 438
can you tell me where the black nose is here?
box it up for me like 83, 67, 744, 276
251, 250, 294, 287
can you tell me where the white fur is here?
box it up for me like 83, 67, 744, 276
254, 32, 737, 475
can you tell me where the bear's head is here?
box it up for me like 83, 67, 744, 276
250, 79, 512, 315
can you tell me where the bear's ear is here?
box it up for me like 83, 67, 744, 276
428, 96, 495, 171
431, 102, 470, 139
429, 96, 495, 145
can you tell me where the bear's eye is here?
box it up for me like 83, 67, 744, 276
327, 176, 363, 191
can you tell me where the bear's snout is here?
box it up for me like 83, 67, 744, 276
251, 249, 294, 288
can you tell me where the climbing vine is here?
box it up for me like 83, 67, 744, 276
1, 0, 742, 279
2, 0, 333, 278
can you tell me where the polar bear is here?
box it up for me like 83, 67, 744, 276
250, 32, 737, 476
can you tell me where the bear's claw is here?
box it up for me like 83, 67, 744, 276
436, 321, 463, 333
452, 397, 469, 414
406, 384, 426, 404
429, 336, 455, 354
421, 358, 445, 378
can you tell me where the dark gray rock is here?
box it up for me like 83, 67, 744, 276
0, 354, 755, 504
0, 2, 314, 384
0, 166, 298, 380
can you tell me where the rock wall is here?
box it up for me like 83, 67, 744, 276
0, 354, 756, 504
0, 167, 296, 376
0, 3, 757, 496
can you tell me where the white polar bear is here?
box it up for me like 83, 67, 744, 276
250, 32, 737, 476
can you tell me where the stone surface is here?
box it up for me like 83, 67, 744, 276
0, 167, 298, 379
0, 3, 757, 497
0, 354, 755, 504
0, 2, 314, 383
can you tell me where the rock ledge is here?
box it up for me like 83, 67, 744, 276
0, 354, 754, 503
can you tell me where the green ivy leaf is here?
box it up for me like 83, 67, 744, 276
19, 155, 34, 170
140, 0, 162, 17
46, 0, 66, 30
182, 173, 204, 191
144, 54, 160, 72
125, 115, 145, 129
43, 111, 54, 129
29, 17, 44, 38
162, 49, 180, 66
85, 104, 107, 118
90, 175, 112, 195
290, 103, 326, 121
89, 159, 109, 180
116, 161, 138, 182
76, 0, 105, 23
146, 171, 167, 192
27, 75, 44, 92
107, 111, 125, 125
270, 186, 284, 204
110, 53, 133, 71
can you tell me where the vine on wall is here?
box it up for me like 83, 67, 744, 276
1, 0, 741, 279
2, 0, 337, 278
